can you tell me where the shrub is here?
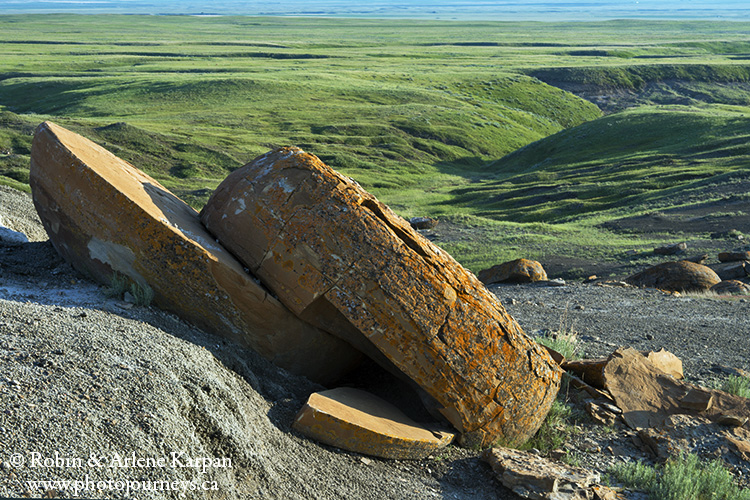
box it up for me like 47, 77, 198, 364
721, 375, 750, 399
609, 453, 750, 500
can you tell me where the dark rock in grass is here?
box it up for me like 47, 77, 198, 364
625, 260, 720, 293
709, 261, 749, 281
719, 251, 750, 263
478, 258, 548, 285
654, 242, 687, 255
408, 216, 438, 230
685, 254, 709, 265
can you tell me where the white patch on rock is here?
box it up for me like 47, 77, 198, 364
87, 237, 144, 284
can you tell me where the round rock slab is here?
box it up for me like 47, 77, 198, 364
293, 387, 455, 460
625, 260, 721, 293
29, 122, 359, 383
200, 147, 562, 447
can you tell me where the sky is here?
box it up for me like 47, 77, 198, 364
0, 0, 749, 20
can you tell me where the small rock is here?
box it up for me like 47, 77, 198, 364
710, 280, 750, 296
685, 254, 709, 265
654, 242, 687, 255
680, 388, 714, 412
408, 216, 438, 230
478, 258, 548, 285
719, 251, 750, 262
717, 415, 748, 427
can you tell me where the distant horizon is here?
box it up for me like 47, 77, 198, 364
1, 0, 750, 21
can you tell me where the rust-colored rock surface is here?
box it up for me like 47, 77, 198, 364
478, 258, 548, 285
29, 122, 359, 383
625, 260, 721, 293
293, 387, 454, 460
201, 147, 562, 447
603, 347, 750, 430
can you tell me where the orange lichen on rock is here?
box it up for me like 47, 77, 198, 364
201, 147, 562, 447
29, 122, 360, 383
293, 387, 454, 460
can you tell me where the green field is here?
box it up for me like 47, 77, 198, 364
2, 15, 749, 278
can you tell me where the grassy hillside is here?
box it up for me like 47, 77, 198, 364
2, 15, 750, 277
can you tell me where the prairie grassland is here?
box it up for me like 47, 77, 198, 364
2, 15, 749, 275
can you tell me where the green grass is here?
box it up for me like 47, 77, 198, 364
610, 453, 750, 500
720, 375, 750, 398
2, 15, 750, 276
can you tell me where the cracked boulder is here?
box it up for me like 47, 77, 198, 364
200, 147, 562, 447
29, 122, 360, 383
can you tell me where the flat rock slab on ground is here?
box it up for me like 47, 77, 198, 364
293, 387, 454, 460
29, 122, 359, 383
201, 147, 562, 447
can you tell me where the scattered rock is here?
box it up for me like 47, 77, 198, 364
478, 258, 548, 285
643, 349, 683, 380
602, 347, 750, 430
563, 358, 608, 389
680, 388, 714, 412
200, 146, 562, 447
625, 260, 721, 293
717, 415, 748, 427
585, 400, 619, 426
482, 447, 626, 500
709, 261, 749, 280
710, 280, 750, 295
685, 253, 709, 265
653, 242, 687, 255
563, 349, 681, 390
29, 122, 359, 384
719, 251, 750, 262
292, 387, 454, 460
408, 216, 438, 230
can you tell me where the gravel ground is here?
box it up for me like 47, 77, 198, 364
1, 186, 749, 499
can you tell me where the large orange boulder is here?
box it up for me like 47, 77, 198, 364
625, 260, 721, 293
29, 122, 359, 383
200, 147, 562, 447
478, 258, 548, 285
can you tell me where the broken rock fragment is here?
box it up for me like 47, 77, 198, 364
603, 348, 750, 430
710, 280, 750, 296
482, 447, 626, 500
29, 122, 359, 383
201, 147, 562, 447
293, 387, 454, 460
